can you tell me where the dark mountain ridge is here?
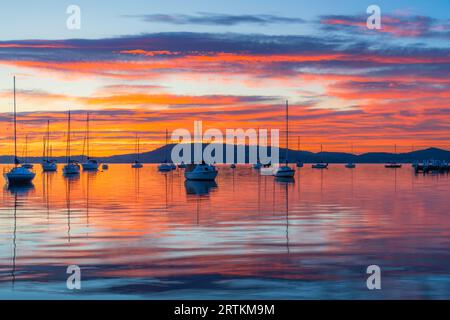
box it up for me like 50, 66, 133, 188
0, 145, 449, 164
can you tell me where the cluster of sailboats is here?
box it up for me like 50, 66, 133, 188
0, 79, 354, 187
3, 78, 100, 185
5, 77, 443, 187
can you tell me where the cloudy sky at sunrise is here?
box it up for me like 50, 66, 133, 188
0, 0, 449, 156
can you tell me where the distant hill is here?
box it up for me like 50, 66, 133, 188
0, 145, 449, 164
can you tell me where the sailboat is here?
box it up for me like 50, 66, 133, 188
296, 136, 304, 168
185, 161, 218, 181
131, 134, 143, 168
41, 120, 57, 172
81, 113, 99, 171
158, 129, 173, 172
253, 128, 263, 169
274, 100, 295, 178
345, 143, 356, 168
385, 144, 402, 168
62, 110, 81, 175
3, 77, 36, 185
312, 144, 328, 169
184, 123, 218, 181
21, 135, 33, 169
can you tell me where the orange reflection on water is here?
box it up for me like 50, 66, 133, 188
0, 164, 449, 298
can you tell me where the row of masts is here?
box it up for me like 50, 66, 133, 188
3, 77, 419, 186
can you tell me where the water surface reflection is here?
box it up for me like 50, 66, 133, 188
0, 164, 449, 299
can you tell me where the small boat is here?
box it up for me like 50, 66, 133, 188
41, 120, 57, 172
385, 144, 402, 168
3, 77, 35, 185
178, 161, 187, 169
275, 164, 295, 177
415, 160, 450, 173
312, 144, 328, 169
62, 110, 80, 176
345, 144, 356, 169
158, 129, 174, 172
385, 163, 402, 168
260, 163, 274, 175
81, 113, 99, 171
63, 161, 81, 175
21, 135, 33, 169
260, 166, 275, 176
312, 163, 328, 169
82, 159, 99, 171
158, 163, 172, 172
253, 128, 263, 170
131, 161, 143, 169
4, 166, 36, 185
230, 163, 237, 169
274, 101, 295, 178
253, 162, 262, 169
102, 164, 109, 170
296, 137, 304, 168
42, 159, 57, 172
131, 134, 143, 168
185, 163, 218, 181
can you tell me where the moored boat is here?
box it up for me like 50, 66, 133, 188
274, 100, 295, 178
62, 110, 80, 176
184, 163, 218, 181
3, 77, 35, 185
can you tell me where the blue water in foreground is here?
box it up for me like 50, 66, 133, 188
0, 164, 449, 299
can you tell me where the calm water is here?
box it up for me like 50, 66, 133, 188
0, 164, 449, 299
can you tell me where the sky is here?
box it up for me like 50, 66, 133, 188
0, 0, 449, 156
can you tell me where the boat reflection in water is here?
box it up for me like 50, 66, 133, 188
5, 183, 35, 196
0, 164, 449, 300
275, 176, 295, 184
184, 180, 218, 196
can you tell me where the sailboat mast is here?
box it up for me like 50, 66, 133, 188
66, 110, 71, 164
25, 135, 28, 163
13, 77, 18, 166
285, 100, 289, 163
46, 120, 50, 160
165, 128, 168, 162
43, 135, 46, 160
86, 113, 90, 160
137, 136, 140, 162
